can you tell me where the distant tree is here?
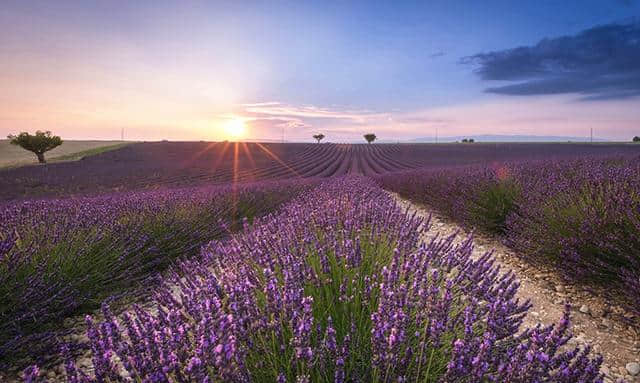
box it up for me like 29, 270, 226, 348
469, 138, 475, 143
461, 138, 468, 143
633, 136, 640, 142
364, 133, 377, 144
461, 138, 474, 143
7, 130, 63, 163
313, 133, 325, 143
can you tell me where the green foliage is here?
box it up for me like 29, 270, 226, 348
363, 133, 377, 144
7, 131, 63, 163
468, 179, 520, 234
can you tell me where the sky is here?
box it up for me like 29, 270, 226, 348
1, 0, 640, 142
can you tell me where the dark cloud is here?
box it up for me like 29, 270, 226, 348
462, 20, 640, 100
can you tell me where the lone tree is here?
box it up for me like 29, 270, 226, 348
313, 133, 325, 143
8, 131, 63, 163
364, 133, 376, 144
634, 136, 640, 142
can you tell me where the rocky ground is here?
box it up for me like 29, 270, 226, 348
392, 194, 640, 383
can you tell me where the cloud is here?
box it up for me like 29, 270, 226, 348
240, 102, 386, 123
462, 20, 640, 100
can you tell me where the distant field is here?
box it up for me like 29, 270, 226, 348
1, 141, 638, 201
0, 140, 129, 168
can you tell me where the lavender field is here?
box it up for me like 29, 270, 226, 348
1, 142, 639, 382
2, 141, 638, 200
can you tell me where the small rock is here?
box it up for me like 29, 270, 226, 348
579, 305, 590, 314
591, 306, 605, 318
555, 285, 565, 293
626, 362, 640, 376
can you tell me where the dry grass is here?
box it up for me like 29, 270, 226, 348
0, 140, 130, 168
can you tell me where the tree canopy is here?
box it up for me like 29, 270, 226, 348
313, 133, 325, 143
363, 133, 376, 144
8, 131, 63, 163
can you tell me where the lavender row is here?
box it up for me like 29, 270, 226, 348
25, 177, 603, 382
0, 179, 316, 368
378, 155, 640, 317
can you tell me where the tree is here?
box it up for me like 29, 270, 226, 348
7, 131, 63, 163
461, 138, 468, 143
313, 133, 325, 143
633, 136, 640, 142
363, 133, 376, 144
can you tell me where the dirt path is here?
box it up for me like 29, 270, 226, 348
392, 193, 640, 383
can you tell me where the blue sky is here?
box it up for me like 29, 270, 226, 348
2, 1, 640, 141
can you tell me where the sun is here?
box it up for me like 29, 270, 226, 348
223, 118, 247, 139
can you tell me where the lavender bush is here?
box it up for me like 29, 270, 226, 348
379, 155, 640, 317
25, 177, 602, 382
0, 179, 315, 367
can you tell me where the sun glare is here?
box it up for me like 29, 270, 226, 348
223, 118, 247, 139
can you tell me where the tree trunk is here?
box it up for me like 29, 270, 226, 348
36, 152, 46, 163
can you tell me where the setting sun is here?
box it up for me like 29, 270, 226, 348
222, 118, 247, 140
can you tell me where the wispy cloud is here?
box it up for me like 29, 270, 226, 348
232, 102, 393, 140
240, 102, 387, 123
